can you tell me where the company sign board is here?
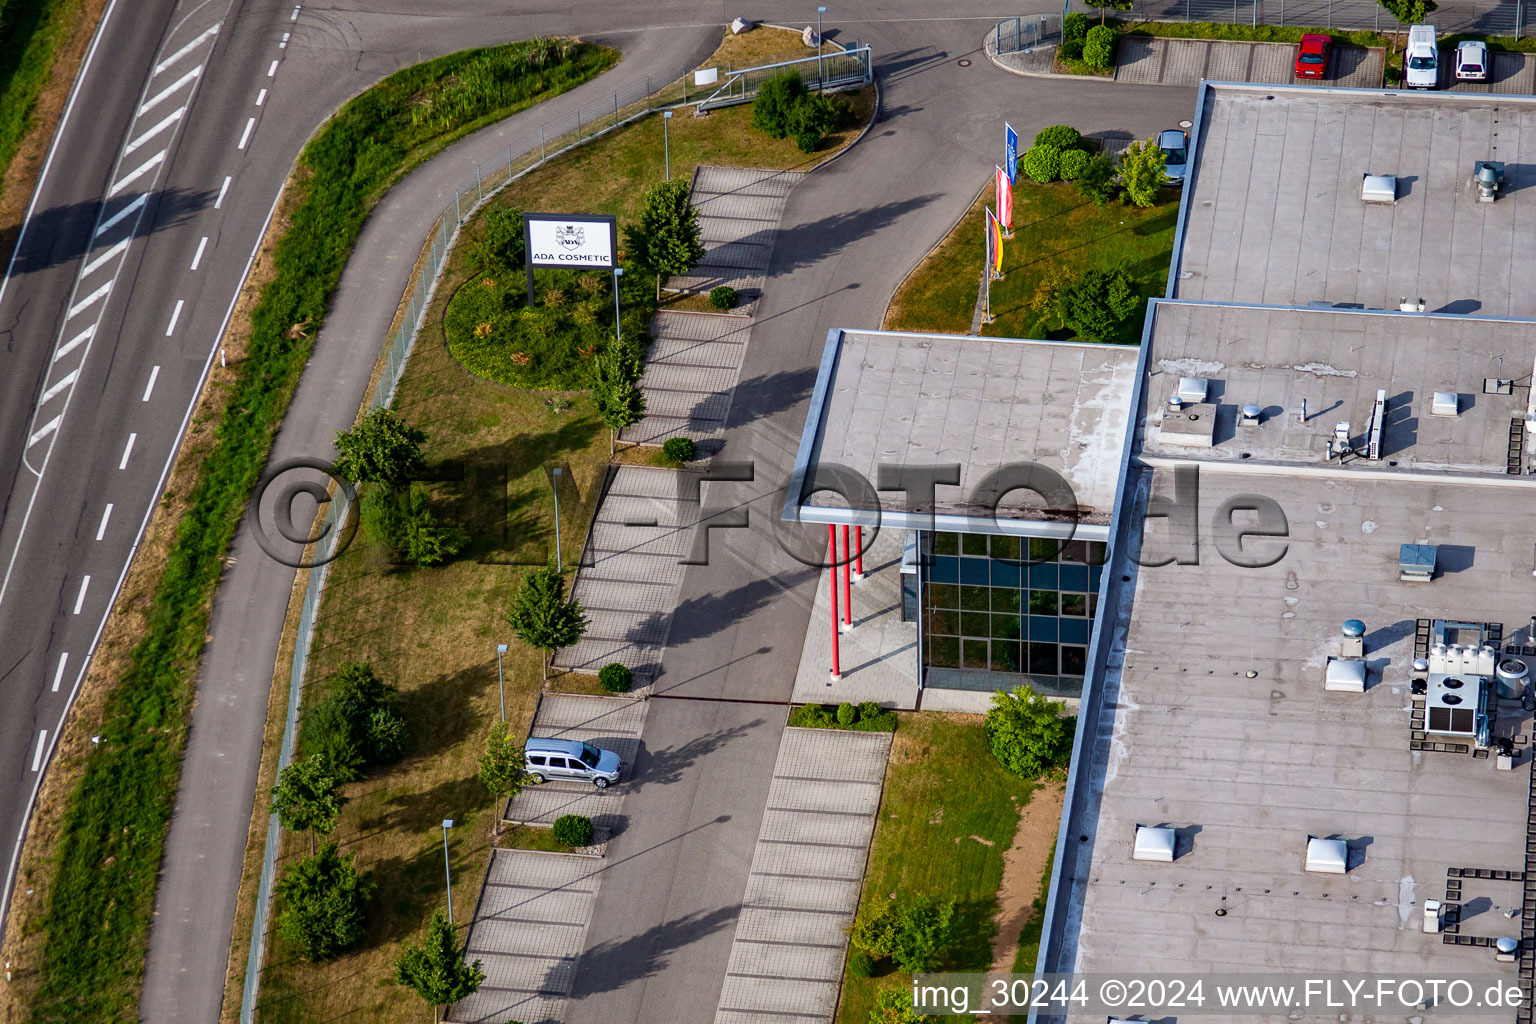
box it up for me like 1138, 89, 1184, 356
524, 213, 617, 269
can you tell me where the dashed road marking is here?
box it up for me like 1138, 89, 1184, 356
166, 299, 184, 335
31, 732, 47, 772
237, 117, 254, 150
72, 576, 90, 615
267, 59, 279, 76
51, 653, 68, 693
279, 31, 289, 48
81, 237, 129, 278
119, 433, 136, 469
108, 149, 166, 198
256, 88, 267, 106
215, 175, 231, 209
139, 65, 201, 118
142, 365, 160, 401
96, 504, 113, 541
291, 4, 300, 19
124, 107, 184, 157
153, 23, 220, 76
191, 236, 207, 270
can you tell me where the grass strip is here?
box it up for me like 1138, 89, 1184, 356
0, 0, 80, 182
21, 40, 616, 1023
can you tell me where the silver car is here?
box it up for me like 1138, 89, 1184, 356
525, 737, 623, 787
1157, 128, 1189, 186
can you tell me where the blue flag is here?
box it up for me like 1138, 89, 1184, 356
1005, 123, 1019, 183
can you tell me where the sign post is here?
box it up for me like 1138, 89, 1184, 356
522, 213, 619, 305
1005, 122, 1019, 183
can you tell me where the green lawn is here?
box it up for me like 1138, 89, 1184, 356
836, 714, 1038, 1024
0, 0, 83, 189
886, 177, 1178, 345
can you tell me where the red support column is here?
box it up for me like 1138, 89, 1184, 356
828, 525, 841, 679
841, 525, 853, 629
854, 525, 865, 580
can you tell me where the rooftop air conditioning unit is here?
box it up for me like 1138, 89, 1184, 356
1362, 173, 1397, 204
1240, 404, 1262, 427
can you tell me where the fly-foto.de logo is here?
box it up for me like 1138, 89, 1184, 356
556, 224, 585, 249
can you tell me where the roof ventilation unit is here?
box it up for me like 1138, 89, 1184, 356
1132, 824, 1177, 863
1328, 421, 1353, 460
1240, 404, 1263, 427
1473, 160, 1505, 202
1361, 173, 1397, 204
1399, 543, 1436, 582
1431, 392, 1459, 417
1366, 389, 1387, 460
1399, 297, 1427, 312
1496, 657, 1530, 699
1305, 836, 1350, 874
1176, 377, 1209, 404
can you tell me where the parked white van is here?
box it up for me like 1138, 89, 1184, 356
1404, 24, 1439, 88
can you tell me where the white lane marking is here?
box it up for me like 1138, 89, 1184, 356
256, 88, 267, 106
138, 65, 201, 118
96, 505, 113, 541
51, 654, 68, 693
67, 281, 111, 319
215, 175, 231, 208
94, 192, 147, 238
267, 59, 279, 76
119, 433, 136, 469
72, 577, 90, 615
81, 237, 129, 278
237, 117, 255, 150
108, 150, 165, 198
279, 32, 289, 48
40, 369, 79, 405
30, 733, 46, 772
142, 365, 160, 401
291, 5, 300, 19
123, 106, 183, 157
55, 326, 93, 362
165, 299, 184, 335
153, 22, 219, 76
27, 416, 61, 448
191, 236, 207, 270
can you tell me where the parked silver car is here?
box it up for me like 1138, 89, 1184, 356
1157, 128, 1189, 185
525, 737, 622, 787
1455, 39, 1489, 80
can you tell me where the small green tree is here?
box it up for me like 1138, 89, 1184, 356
1082, 0, 1132, 24
1075, 153, 1118, 206
1062, 11, 1089, 41
398, 485, 465, 567
468, 205, 525, 274
301, 662, 409, 780
624, 179, 706, 300
750, 69, 805, 139
478, 721, 527, 836
507, 566, 589, 673
333, 408, 428, 486
393, 909, 485, 1023
275, 841, 372, 961
985, 686, 1075, 779
1378, 0, 1436, 23
1055, 266, 1141, 343
1118, 137, 1167, 208
273, 755, 346, 854
590, 348, 646, 448
1083, 23, 1117, 68
1020, 144, 1062, 184
849, 896, 956, 972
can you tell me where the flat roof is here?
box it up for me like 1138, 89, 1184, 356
1175, 83, 1536, 316
786, 329, 1140, 536
1142, 300, 1536, 476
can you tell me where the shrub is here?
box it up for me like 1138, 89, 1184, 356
1059, 37, 1084, 60
1033, 124, 1082, 151
468, 204, 525, 274
793, 130, 821, 153
662, 436, 697, 463
709, 286, 737, 309
1075, 152, 1118, 206
1019, 143, 1061, 184
360, 483, 462, 566
1062, 10, 1089, 41
751, 70, 805, 139
552, 814, 595, 847
850, 903, 898, 958
599, 663, 633, 693
1083, 24, 1116, 69
857, 700, 882, 722
275, 842, 372, 962
869, 990, 935, 1024
1058, 148, 1091, 181
1118, 136, 1167, 208
301, 662, 409, 779
848, 950, 877, 978
985, 685, 1075, 779
789, 703, 835, 728
333, 408, 427, 485
836, 702, 857, 726
789, 702, 896, 731
850, 897, 956, 973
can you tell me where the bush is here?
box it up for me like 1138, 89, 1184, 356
1119, 136, 1167, 208
1083, 24, 1116, 68
599, 663, 633, 693
1059, 37, 1084, 60
751, 70, 805, 139
275, 842, 372, 962
857, 700, 882, 722
850, 896, 956, 973
662, 436, 697, 463
1059, 148, 1090, 181
362, 483, 464, 566
552, 814, 595, 847
836, 702, 857, 726
869, 990, 935, 1024
467, 204, 525, 274
985, 685, 1075, 779
1062, 10, 1089, 41
301, 663, 409, 779
1033, 124, 1082, 151
333, 408, 427, 485
788, 703, 834, 728
709, 286, 737, 309
793, 129, 822, 153
1019, 143, 1061, 184
848, 950, 877, 979
1075, 152, 1118, 206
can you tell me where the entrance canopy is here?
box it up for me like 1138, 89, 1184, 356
784, 329, 1142, 539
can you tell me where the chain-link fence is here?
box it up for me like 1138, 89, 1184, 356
1069, 0, 1529, 35
996, 14, 1063, 54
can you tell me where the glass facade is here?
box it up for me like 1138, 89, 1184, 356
921, 532, 1106, 698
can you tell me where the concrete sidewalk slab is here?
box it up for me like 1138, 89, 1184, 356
1114, 37, 1382, 89
621, 310, 752, 446
667, 166, 803, 313
711, 727, 893, 1024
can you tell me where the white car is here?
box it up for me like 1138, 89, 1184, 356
1455, 39, 1489, 80
1404, 24, 1439, 88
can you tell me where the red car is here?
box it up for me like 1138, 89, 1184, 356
1294, 33, 1331, 78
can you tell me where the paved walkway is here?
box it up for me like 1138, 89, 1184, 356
712, 728, 893, 1024
620, 311, 751, 449
552, 466, 699, 681
505, 694, 649, 834
451, 849, 603, 1024
669, 166, 803, 314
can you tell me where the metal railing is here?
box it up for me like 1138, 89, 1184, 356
1074, 0, 1529, 35
697, 46, 874, 110
996, 14, 1063, 54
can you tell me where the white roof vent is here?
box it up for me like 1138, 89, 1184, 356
1431, 392, 1459, 417
1176, 377, 1209, 403
1361, 173, 1397, 204
1132, 824, 1177, 862
1305, 835, 1350, 874
1324, 657, 1367, 693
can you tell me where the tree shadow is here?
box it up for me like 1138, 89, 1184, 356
748, 194, 944, 277
628, 572, 814, 655
4, 187, 216, 275
723, 365, 818, 430
626, 717, 765, 793
565, 904, 741, 997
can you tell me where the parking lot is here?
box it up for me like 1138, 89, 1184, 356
1114, 37, 1384, 88
504, 694, 648, 836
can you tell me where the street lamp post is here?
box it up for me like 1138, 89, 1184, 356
612, 266, 624, 342
663, 111, 673, 180
441, 819, 455, 925
817, 7, 827, 89
550, 467, 564, 574
495, 643, 508, 722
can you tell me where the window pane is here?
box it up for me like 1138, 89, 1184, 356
991, 588, 1021, 615
928, 635, 960, 668
1029, 537, 1061, 563
1028, 563, 1059, 590
990, 535, 1021, 561
962, 534, 989, 556
1061, 645, 1088, 676
1059, 617, 1090, 645
1087, 541, 1108, 565
992, 642, 1022, 672
926, 608, 958, 636
960, 585, 991, 611
1028, 615, 1059, 642
1028, 590, 1059, 615
1059, 564, 1090, 592
989, 560, 1021, 589
960, 557, 989, 585
928, 583, 959, 609
1061, 540, 1089, 564
932, 532, 959, 556
1090, 592, 1100, 617
961, 611, 990, 637
962, 638, 991, 669
991, 614, 1021, 640
930, 556, 958, 584
1029, 642, 1058, 675
1061, 593, 1087, 617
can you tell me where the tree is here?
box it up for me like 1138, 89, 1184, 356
333, 408, 428, 485
1081, 0, 1132, 24
393, 909, 485, 1023
590, 347, 645, 448
1074, 153, 1118, 206
272, 755, 346, 853
506, 566, 588, 673
1083, 23, 1117, 69
301, 662, 409, 780
1057, 267, 1141, 342
478, 721, 527, 836
275, 841, 372, 961
624, 179, 705, 300
750, 69, 805, 139
1378, 0, 1436, 23
1118, 137, 1167, 208
985, 685, 1075, 779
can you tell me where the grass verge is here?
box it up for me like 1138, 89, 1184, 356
884, 175, 1177, 343
835, 713, 1038, 1024
1115, 18, 1393, 48
4, 40, 616, 1024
